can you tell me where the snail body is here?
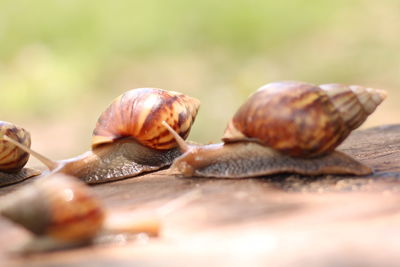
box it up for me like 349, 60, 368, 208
6, 88, 200, 184
164, 81, 386, 178
0, 174, 160, 252
167, 141, 372, 178
0, 121, 41, 187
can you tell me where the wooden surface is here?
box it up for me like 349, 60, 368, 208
1, 125, 400, 267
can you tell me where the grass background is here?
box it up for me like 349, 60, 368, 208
0, 0, 399, 161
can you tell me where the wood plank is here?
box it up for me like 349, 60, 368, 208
1, 125, 400, 266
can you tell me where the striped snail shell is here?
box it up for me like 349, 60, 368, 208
222, 81, 387, 157
163, 81, 386, 178
92, 88, 199, 150
0, 174, 105, 250
0, 121, 41, 187
5, 88, 200, 184
0, 174, 160, 252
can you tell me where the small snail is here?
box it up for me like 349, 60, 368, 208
0, 121, 41, 187
0, 174, 160, 252
163, 81, 387, 178
4, 88, 200, 184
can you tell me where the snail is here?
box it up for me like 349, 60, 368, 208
162, 81, 387, 178
3, 88, 200, 184
0, 173, 160, 252
0, 121, 41, 187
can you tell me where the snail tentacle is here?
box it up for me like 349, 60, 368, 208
171, 142, 372, 178
0, 89, 200, 184
161, 121, 190, 153
0, 121, 42, 186
2, 135, 58, 171
167, 81, 385, 178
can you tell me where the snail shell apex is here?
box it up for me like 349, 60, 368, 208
3, 89, 200, 185
0, 121, 31, 172
320, 84, 387, 129
223, 81, 386, 158
0, 174, 105, 242
92, 88, 200, 150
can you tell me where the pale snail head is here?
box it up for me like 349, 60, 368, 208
0, 121, 41, 187
163, 81, 387, 178
4, 88, 200, 185
0, 173, 160, 252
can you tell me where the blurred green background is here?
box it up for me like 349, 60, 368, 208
1, 0, 399, 161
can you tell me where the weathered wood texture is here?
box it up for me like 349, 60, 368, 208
1, 125, 400, 267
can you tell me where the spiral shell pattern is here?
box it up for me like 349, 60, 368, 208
0, 174, 105, 242
0, 121, 31, 172
320, 84, 387, 130
92, 88, 200, 150
223, 81, 386, 157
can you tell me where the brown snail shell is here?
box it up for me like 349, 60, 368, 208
0, 121, 41, 187
223, 81, 387, 157
0, 174, 104, 251
6, 88, 200, 184
163, 81, 386, 178
93, 88, 199, 150
0, 174, 160, 252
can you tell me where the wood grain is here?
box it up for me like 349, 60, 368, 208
1, 125, 400, 267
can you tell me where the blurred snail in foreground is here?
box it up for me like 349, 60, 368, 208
0, 174, 160, 252
4, 88, 200, 184
163, 81, 386, 178
0, 121, 41, 187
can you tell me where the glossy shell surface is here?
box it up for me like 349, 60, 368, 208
92, 88, 200, 150
223, 81, 386, 157
0, 174, 105, 242
0, 121, 31, 172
